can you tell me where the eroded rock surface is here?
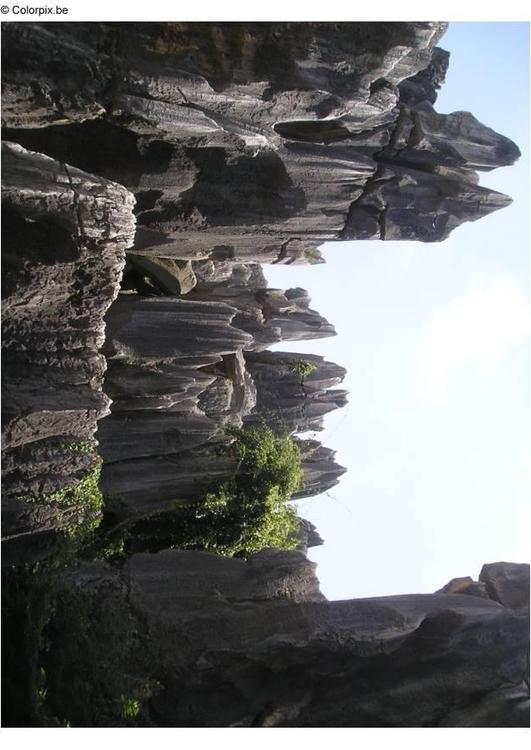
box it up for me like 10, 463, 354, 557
44, 554, 529, 727
1, 142, 135, 539
479, 562, 530, 613
2, 21, 519, 264
2, 21, 520, 533
1, 22, 527, 728
97, 291, 346, 516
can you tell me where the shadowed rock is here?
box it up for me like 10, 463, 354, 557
99, 446, 238, 518
126, 255, 197, 295
479, 562, 530, 613
438, 563, 530, 614
47, 553, 529, 727
1, 142, 135, 538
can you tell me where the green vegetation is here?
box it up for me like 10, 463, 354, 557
119, 425, 304, 558
99, 537, 126, 561
119, 696, 141, 719
19, 459, 104, 542
286, 358, 317, 385
58, 441, 95, 454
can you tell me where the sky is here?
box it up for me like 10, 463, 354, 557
264, 22, 530, 600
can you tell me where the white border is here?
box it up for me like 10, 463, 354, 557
0, 1, 530, 22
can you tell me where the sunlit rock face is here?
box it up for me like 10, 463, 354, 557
1, 21, 518, 262
1, 23, 527, 728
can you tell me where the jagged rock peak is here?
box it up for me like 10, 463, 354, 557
398, 46, 450, 107
1, 22, 519, 260
188, 268, 337, 348
293, 439, 347, 499
245, 350, 347, 435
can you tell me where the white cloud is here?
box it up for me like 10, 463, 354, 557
417, 275, 530, 403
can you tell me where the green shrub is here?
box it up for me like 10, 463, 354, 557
122, 425, 304, 558
58, 441, 95, 454
18, 460, 104, 541
286, 359, 317, 384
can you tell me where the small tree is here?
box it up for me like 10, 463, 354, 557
286, 359, 317, 386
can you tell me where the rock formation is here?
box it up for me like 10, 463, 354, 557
1, 142, 135, 540
1, 22, 527, 727
1, 21, 518, 261
2, 22, 520, 534
117, 556, 531, 727
9, 553, 526, 727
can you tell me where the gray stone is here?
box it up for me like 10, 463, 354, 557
61, 551, 529, 727
1, 142, 135, 536
479, 562, 530, 613
2, 22, 517, 261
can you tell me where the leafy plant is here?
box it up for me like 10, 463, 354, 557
100, 537, 126, 561
18, 460, 104, 541
58, 441, 95, 454
286, 359, 317, 385
119, 695, 141, 719
122, 425, 304, 558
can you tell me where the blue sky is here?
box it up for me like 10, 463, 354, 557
264, 23, 530, 599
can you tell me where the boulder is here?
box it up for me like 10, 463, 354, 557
479, 562, 530, 613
